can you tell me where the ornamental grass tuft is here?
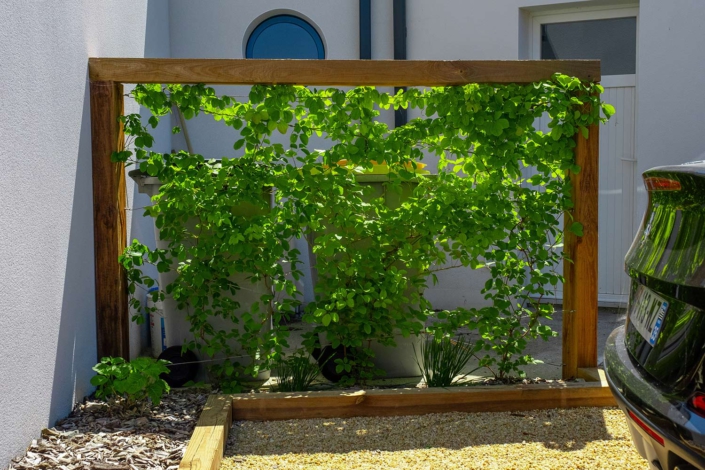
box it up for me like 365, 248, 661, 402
416, 336, 479, 387
275, 352, 322, 392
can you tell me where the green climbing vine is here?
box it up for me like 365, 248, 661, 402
116, 75, 613, 389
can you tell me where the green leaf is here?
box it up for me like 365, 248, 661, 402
580, 125, 589, 140
91, 375, 108, 386
570, 222, 584, 237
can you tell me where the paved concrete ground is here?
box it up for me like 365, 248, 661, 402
472, 307, 626, 380
277, 307, 626, 386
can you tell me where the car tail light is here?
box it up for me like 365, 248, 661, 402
689, 393, 705, 418
628, 409, 665, 446
644, 177, 681, 191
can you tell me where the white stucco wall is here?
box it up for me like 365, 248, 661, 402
407, 0, 616, 60
0, 1, 169, 466
634, 0, 705, 226
168, 0, 360, 159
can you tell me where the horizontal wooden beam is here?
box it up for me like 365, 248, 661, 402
180, 395, 233, 470
229, 382, 615, 421
88, 58, 600, 86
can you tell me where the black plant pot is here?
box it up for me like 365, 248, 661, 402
312, 345, 350, 383
158, 346, 198, 388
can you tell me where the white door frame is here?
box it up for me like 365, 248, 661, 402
530, 5, 639, 307
530, 5, 639, 84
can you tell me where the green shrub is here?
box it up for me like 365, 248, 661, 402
117, 77, 611, 384
91, 356, 171, 406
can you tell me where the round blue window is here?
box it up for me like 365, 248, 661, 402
246, 15, 325, 59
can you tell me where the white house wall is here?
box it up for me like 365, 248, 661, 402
167, 0, 362, 158
0, 1, 169, 466
634, 0, 705, 228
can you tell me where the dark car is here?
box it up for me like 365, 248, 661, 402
605, 161, 705, 470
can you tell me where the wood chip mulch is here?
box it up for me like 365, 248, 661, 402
6, 390, 208, 470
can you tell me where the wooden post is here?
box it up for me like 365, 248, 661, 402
562, 116, 599, 379
90, 81, 129, 360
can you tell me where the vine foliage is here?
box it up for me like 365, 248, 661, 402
116, 76, 612, 388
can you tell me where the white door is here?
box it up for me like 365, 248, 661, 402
531, 6, 638, 305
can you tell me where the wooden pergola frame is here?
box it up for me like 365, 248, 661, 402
88, 58, 600, 381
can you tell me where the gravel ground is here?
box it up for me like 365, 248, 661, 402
6, 390, 207, 470
222, 407, 646, 470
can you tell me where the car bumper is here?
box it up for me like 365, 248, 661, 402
605, 326, 705, 470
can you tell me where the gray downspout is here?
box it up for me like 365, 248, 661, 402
393, 0, 407, 127
360, 0, 371, 59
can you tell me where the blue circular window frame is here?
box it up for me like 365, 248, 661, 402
246, 15, 325, 59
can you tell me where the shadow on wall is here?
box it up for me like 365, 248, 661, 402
130, 0, 169, 283
48, 0, 170, 426
131, 0, 170, 276
48, 79, 97, 426
128, 0, 170, 358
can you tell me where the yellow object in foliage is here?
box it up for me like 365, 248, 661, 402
318, 159, 429, 175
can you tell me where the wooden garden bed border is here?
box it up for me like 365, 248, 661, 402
180, 369, 613, 470
87, 58, 600, 379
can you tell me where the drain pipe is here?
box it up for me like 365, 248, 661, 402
173, 106, 194, 154
393, 0, 408, 127
359, 0, 371, 59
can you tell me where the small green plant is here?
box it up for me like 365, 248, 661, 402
275, 351, 322, 392
182, 380, 209, 389
91, 356, 171, 406
416, 336, 480, 387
